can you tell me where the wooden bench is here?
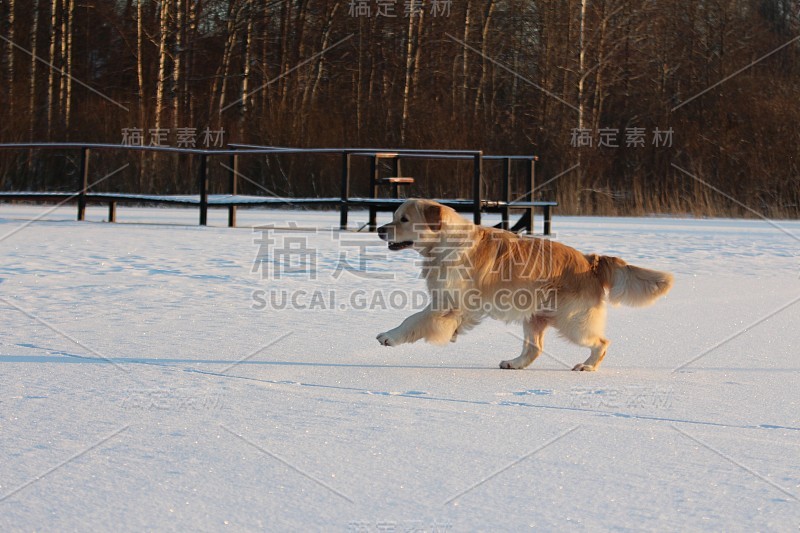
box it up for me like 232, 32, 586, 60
347, 197, 557, 235
368, 152, 415, 227
377, 177, 415, 186
228, 144, 557, 234
352, 151, 556, 235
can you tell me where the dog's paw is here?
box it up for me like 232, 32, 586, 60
572, 363, 596, 372
450, 332, 458, 343
376, 332, 397, 347
499, 359, 522, 369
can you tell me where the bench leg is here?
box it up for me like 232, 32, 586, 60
228, 206, 237, 228
543, 206, 552, 236
340, 203, 348, 230
369, 207, 377, 232
528, 206, 535, 234
108, 202, 116, 223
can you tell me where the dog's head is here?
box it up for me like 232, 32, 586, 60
377, 199, 469, 253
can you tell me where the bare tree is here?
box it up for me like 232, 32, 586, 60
172, 0, 184, 132
186, 0, 199, 126
28, 0, 39, 140
240, 9, 254, 119
45, 0, 58, 136
473, 0, 496, 119
136, 0, 145, 126
63, 0, 75, 132
212, 0, 240, 122
461, 1, 471, 111
400, 6, 417, 143
154, 0, 170, 132
6, 0, 15, 112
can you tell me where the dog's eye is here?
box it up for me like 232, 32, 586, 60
400, 216, 409, 223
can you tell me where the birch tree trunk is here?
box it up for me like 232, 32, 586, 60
304, 0, 340, 141
366, 16, 377, 131
259, 2, 270, 115
309, 2, 339, 106
591, 5, 608, 135
356, 19, 364, 140
240, 13, 254, 131
59, 0, 67, 114
173, 0, 184, 132
46, 0, 59, 136
153, 0, 170, 190
462, 2, 471, 111
6, 0, 14, 112
154, 0, 170, 132
400, 8, 416, 144
136, 0, 145, 126
578, 0, 588, 131
278, 1, 290, 105
473, 0, 496, 119
411, 4, 425, 110
136, 0, 146, 188
29, 0, 39, 140
64, 0, 75, 132
292, 0, 308, 114
215, 11, 238, 122
576, 0, 589, 213
186, 0, 198, 126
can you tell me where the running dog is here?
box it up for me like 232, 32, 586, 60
376, 199, 673, 371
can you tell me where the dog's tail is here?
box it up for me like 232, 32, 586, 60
587, 255, 674, 307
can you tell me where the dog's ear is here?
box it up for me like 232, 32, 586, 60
423, 203, 442, 231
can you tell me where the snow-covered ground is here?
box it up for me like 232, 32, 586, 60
0, 203, 798, 532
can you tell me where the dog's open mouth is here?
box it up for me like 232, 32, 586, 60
388, 241, 413, 251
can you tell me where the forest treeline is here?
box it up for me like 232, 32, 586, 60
0, 0, 798, 216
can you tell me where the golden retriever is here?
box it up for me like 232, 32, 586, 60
376, 199, 673, 371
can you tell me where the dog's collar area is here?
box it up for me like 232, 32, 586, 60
388, 241, 413, 251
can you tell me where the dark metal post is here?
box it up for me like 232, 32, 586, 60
369, 154, 378, 231
472, 153, 482, 225
544, 205, 552, 236
340, 152, 351, 230
198, 153, 209, 226
527, 157, 536, 234
77, 147, 90, 221
392, 157, 401, 199
108, 202, 116, 223
528, 157, 536, 198
501, 157, 511, 229
228, 152, 238, 227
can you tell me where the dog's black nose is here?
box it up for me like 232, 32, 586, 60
377, 225, 389, 240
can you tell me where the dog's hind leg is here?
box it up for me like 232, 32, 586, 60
572, 337, 610, 372
500, 316, 549, 369
553, 302, 610, 372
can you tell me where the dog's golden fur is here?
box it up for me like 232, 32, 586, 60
377, 199, 673, 371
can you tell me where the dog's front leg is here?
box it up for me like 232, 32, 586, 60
377, 307, 460, 347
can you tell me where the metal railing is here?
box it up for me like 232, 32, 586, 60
0, 143, 551, 232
